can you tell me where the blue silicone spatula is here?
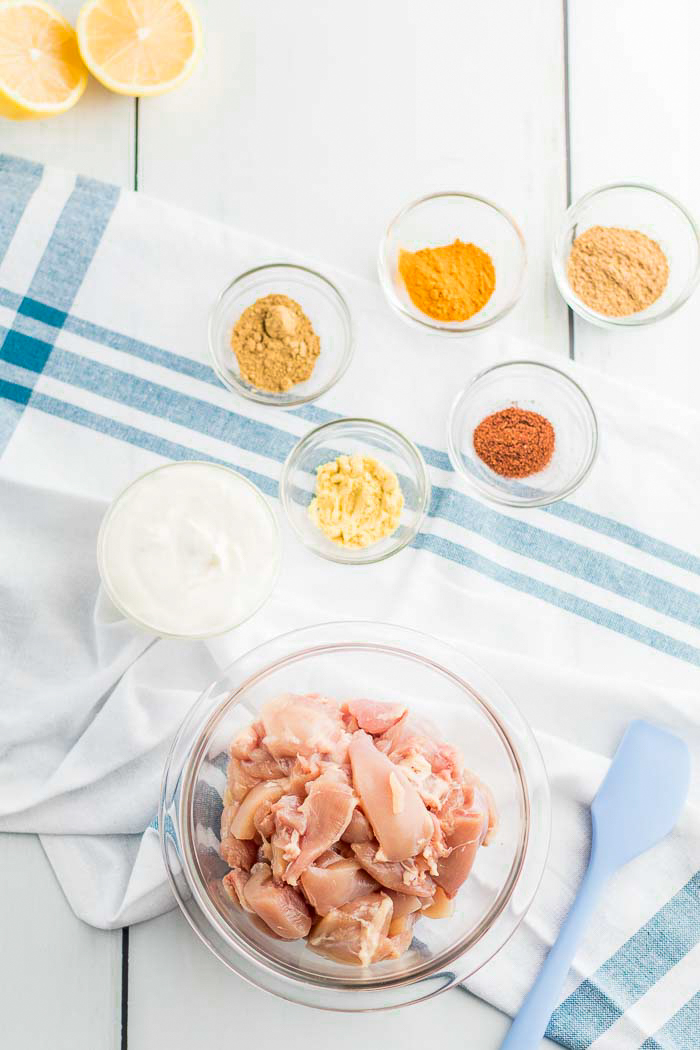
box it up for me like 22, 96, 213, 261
501, 720, 691, 1050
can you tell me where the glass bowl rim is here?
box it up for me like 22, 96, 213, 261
96, 459, 282, 639
207, 262, 354, 407
159, 620, 551, 1010
280, 416, 432, 565
377, 190, 528, 336
552, 179, 700, 329
447, 359, 599, 508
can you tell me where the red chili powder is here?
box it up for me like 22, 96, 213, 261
473, 407, 555, 479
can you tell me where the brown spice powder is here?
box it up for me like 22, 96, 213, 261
231, 293, 320, 392
567, 225, 669, 317
474, 407, 555, 478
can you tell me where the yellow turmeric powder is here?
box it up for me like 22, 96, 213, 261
398, 238, 495, 322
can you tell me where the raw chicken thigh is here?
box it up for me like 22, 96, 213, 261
219, 693, 496, 966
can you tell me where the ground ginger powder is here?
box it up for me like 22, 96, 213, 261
309, 454, 403, 549
398, 238, 496, 322
232, 293, 320, 392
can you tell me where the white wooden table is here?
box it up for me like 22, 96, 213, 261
2, 2, 698, 1047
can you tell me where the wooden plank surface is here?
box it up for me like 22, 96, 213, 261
0, 834, 122, 1050
138, 0, 570, 354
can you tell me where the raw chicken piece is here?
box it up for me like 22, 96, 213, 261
270, 794, 306, 880
300, 858, 377, 916
309, 893, 393, 966
349, 731, 433, 861
243, 863, 312, 940
284, 770, 357, 885
223, 869, 253, 912
378, 714, 463, 781
386, 890, 423, 922
434, 809, 486, 898
351, 842, 435, 898
376, 914, 418, 961
345, 699, 407, 735
422, 885, 455, 919
230, 780, 285, 840
260, 693, 351, 764
341, 807, 373, 844
220, 836, 258, 871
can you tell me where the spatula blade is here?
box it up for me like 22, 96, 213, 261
592, 720, 690, 870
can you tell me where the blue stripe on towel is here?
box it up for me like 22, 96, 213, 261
18, 343, 700, 634
546, 871, 700, 1048
3, 285, 696, 581
0, 275, 698, 581
0, 175, 118, 452
0, 155, 43, 263
640, 991, 700, 1050
1, 376, 699, 668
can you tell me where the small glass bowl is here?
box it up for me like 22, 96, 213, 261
208, 263, 353, 408
378, 191, 527, 335
97, 461, 281, 639
159, 621, 551, 1011
448, 361, 598, 508
280, 417, 431, 564
553, 181, 700, 328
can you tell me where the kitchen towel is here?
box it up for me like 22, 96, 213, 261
0, 153, 698, 1050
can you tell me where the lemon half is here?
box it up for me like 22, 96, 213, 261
76, 0, 201, 98
0, 0, 88, 120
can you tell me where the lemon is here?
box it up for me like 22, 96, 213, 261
76, 0, 201, 98
0, 0, 88, 120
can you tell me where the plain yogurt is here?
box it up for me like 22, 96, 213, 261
98, 462, 280, 637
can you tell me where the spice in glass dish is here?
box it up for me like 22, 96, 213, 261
308, 454, 403, 548
473, 407, 555, 478
232, 293, 320, 392
398, 238, 495, 322
567, 226, 669, 317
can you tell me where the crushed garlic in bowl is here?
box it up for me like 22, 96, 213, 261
308, 454, 404, 549
280, 418, 430, 565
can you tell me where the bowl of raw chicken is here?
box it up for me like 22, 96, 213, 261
160, 622, 550, 1011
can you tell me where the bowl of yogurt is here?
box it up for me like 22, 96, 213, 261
97, 461, 281, 639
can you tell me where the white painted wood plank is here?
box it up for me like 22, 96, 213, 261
0, 834, 121, 1050
132, 3, 568, 1045
138, 0, 570, 354
568, 0, 700, 403
0, 0, 134, 187
129, 908, 558, 1049
1, 8, 131, 1048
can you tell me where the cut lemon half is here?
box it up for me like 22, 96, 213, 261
76, 0, 201, 97
0, 0, 88, 119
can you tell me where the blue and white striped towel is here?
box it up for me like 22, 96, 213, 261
0, 154, 698, 1049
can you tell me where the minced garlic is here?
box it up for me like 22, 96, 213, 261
308, 454, 403, 549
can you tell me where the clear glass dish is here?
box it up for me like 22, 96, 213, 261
378, 191, 527, 335
159, 621, 551, 1011
208, 263, 353, 408
552, 181, 700, 328
279, 417, 431, 565
96, 461, 281, 639
448, 360, 598, 508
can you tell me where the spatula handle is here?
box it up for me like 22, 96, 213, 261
500, 852, 609, 1050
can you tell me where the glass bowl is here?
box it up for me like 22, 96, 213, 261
159, 621, 551, 1011
208, 263, 353, 408
448, 361, 598, 508
279, 417, 431, 565
553, 181, 700, 328
96, 461, 281, 639
378, 191, 527, 335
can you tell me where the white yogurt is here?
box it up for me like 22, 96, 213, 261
98, 462, 280, 637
